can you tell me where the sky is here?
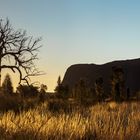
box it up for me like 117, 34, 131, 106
0, 0, 140, 91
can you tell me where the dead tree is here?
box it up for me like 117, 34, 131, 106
0, 18, 42, 86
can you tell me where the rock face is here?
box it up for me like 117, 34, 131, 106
62, 58, 140, 95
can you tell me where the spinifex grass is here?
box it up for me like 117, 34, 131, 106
0, 101, 139, 140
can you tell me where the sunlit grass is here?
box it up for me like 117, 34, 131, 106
0, 101, 139, 140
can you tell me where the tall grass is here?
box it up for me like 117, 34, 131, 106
0, 101, 139, 140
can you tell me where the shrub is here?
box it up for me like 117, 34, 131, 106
16, 85, 39, 98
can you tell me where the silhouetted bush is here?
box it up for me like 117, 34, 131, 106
47, 99, 83, 113
0, 92, 23, 113
16, 85, 39, 98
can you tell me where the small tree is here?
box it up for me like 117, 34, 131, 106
40, 84, 47, 93
39, 84, 47, 102
111, 66, 125, 102
55, 76, 62, 93
2, 74, 13, 95
95, 77, 104, 102
55, 76, 69, 98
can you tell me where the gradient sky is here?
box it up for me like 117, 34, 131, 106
0, 0, 140, 91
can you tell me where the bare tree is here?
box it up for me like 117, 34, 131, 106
0, 18, 42, 86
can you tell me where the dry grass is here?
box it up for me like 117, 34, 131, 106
0, 101, 139, 140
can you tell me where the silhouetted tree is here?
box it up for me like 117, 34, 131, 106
55, 76, 62, 93
55, 76, 69, 98
95, 77, 105, 102
0, 18, 42, 86
39, 84, 47, 102
2, 74, 13, 95
40, 84, 47, 93
111, 66, 125, 102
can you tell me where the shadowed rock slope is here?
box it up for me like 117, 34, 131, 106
62, 58, 140, 95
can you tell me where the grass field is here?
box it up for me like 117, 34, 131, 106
0, 100, 139, 140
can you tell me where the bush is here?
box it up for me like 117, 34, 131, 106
16, 85, 39, 98
0, 93, 23, 113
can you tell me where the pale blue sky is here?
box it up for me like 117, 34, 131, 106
0, 0, 140, 91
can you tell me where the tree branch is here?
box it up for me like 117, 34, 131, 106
0, 18, 44, 85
